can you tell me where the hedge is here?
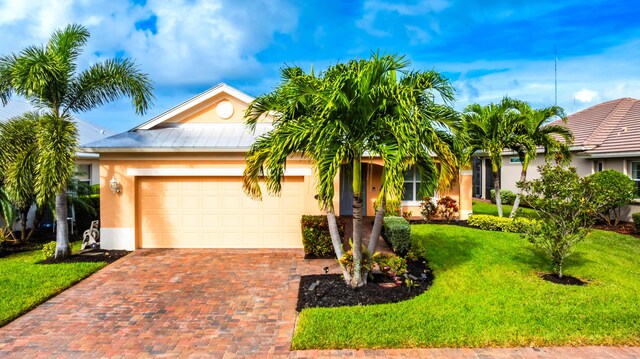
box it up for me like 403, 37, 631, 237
467, 214, 538, 233
301, 215, 345, 257
633, 212, 640, 232
490, 189, 517, 205
382, 216, 411, 255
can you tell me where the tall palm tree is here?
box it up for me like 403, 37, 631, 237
243, 53, 459, 287
508, 102, 573, 218
461, 98, 523, 217
0, 112, 40, 241
0, 24, 153, 258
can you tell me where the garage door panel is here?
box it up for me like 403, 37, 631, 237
138, 176, 304, 248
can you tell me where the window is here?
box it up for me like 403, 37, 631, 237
76, 164, 91, 186
632, 162, 640, 197
402, 167, 421, 202
509, 157, 522, 163
595, 161, 604, 172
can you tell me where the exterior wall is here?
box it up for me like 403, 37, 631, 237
165, 93, 270, 125
99, 152, 321, 250
399, 170, 473, 220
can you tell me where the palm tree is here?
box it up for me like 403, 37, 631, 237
461, 98, 523, 217
243, 53, 459, 287
0, 24, 153, 258
508, 102, 573, 218
0, 112, 40, 241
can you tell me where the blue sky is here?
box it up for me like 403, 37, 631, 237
1, 0, 639, 132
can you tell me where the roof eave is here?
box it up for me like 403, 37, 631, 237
80, 147, 252, 153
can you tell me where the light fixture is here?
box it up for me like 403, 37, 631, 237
110, 176, 121, 194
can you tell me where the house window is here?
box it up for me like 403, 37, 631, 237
632, 162, 640, 197
76, 164, 91, 186
402, 167, 421, 202
509, 157, 521, 163
595, 161, 604, 172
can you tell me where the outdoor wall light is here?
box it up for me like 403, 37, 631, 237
110, 176, 121, 194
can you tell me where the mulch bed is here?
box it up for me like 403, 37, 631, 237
541, 273, 587, 286
296, 260, 434, 311
594, 222, 640, 239
38, 249, 130, 264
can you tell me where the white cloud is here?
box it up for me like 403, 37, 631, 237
574, 88, 599, 103
357, 0, 450, 37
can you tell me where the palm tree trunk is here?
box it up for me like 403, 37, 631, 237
326, 208, 352, 283
19, 211, 27, 242
54, 189, 70, 258
368, 192, 385, 254
510, 168, 528, 218
493, 169, 503, 217
26, 206, 43, 241
351, 158, 365, 288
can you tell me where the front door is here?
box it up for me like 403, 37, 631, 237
339, 164, 367, 216
484, 159, 496, 199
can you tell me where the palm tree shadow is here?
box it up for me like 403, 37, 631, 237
424, 234, 480, 271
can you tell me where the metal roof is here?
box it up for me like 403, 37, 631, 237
82, 123, 273, 152
0, 100, 115, 146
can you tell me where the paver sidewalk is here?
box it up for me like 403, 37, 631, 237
0, 249, 638, 358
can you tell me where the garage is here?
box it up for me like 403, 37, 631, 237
136, 176, 305, 248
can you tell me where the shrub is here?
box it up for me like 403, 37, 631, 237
467, 214, 538, 233
374, 198, 401, 217
339, 244, 373, 278
437, 196, 459, 222
301, 215, 345, 257
382, 216, 411, 255
490, 189, 517, 205
633, 213, 640, 232
42, 241, 56, 259
373, 252, 407, 276
589, 170, 637, 226
419, 196, 437, 222
519, 165, 597, 278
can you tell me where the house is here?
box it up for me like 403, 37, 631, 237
83, 83, 473, 250
0, 100, 114, 230
474, 98, 640, 220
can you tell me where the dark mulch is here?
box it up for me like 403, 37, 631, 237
594, 222, 640, 239
296, 260, 434, 311
303, 253, 335, 260
541, 273, 587, 286
38, 249, 130, 264
0, 230, 83, 258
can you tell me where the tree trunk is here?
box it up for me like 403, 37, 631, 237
509, 168, 527, 218
493, 169, 503, 217
54, 190, 71, 258
26, 206, 43, 242
19, 210, 27, 242
368, 193, 385, 254
326, 208, 352, 283
350, 158, 365, 288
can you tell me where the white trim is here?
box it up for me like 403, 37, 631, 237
126, 167, 312, 177
459, 169, 473, 176
134, 83, 255, 130
401, 200, 422, 207
101, 227, 135, 250
580, 151, 640, 158
81, 147, 251, 153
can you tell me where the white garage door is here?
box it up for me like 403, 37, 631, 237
137, 176, 305, 248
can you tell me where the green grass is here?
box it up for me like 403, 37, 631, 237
292, 225, 640, 349
0, 242, 106, 327
472, 200, 539, 219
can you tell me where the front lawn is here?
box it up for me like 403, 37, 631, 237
292, 225, 640, 349
0, 242, 107, 327
472, 200, 539, 219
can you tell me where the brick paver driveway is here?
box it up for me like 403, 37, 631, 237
1, 249, 639, 358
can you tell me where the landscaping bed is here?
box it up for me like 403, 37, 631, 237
297, 260, 433, 311
39, 249, 130, 264
594, 222, 640, 239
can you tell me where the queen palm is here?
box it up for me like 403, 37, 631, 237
0, 24, 153, 258
462, 98, 523, 217
243, 53, 459, 287
508, 101, 573, 218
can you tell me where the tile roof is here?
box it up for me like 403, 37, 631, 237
551, 98, 640, 155
82, 123, 273, 151
0, 100, 114, 146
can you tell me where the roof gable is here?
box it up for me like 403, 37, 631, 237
135, 83, 258, 130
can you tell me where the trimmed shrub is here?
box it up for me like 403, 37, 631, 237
382, 216, 411, 255
301, 215, 345, 257
589, 170, 637, 226
633, 213, 640, 232
468, 214, 538, 233
490, 189, 517, 205
42, 241, 56, 259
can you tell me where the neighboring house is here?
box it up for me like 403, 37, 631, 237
83, 83, 473, 250
473, 98, 640, 221
0, 100, 114, 229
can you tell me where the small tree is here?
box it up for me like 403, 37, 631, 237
589, 170, 637, 226
518, 165, 596, 278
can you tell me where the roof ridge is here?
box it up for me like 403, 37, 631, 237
582, 98, 637, 147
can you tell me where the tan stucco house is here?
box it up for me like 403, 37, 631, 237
473, 98, 640, 221
84, 84, 473, 250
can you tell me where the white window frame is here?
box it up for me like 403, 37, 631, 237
76, 164, 92, 186
631, 161, 640, 200
402, 167, 423, 206
595, 160, 604, 173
